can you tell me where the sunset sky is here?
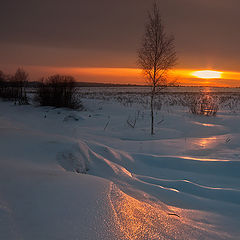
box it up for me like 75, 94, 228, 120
1, 0, 240, 86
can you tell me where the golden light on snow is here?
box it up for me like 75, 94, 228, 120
109, 183, 224, 239
191, 70, 222, 79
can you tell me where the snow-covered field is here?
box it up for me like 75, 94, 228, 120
1, 88, 240, 239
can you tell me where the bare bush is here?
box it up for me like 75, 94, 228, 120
126, 111, 141, 128
36, 75, 82, 109
189, 94, 218, 116
127, 115, 137, 128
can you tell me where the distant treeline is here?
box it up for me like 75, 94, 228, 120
0, 68, 81, 109
25, 81, 145, 88
74, 82, 144, 87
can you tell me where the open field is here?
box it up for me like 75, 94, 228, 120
77, 86, 240, 113
1, 86, 240, 239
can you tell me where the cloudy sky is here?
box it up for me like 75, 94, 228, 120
1, 0, 240, 85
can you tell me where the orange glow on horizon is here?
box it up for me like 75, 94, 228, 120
71, 67, 141, 77
71, 68, 240, 86
2, 64, 240, 87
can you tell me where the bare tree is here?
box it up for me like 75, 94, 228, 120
13, 68, 29, 104
0, 68, 29, 104
137, 2, 177, 135
0, 71, 5, 96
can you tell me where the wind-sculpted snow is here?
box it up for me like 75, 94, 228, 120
137, 176, 240, 205
55, 138, 240, 238
60, 140, 240, 205
109, 183, 231, 240
0, 98, 240, 239
133, 154, 240, 178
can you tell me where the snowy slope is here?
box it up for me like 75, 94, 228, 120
0, 98, 240, 239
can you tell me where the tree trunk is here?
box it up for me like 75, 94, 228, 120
150, 87, 155, 135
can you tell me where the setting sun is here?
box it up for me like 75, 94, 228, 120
191, 70, 222, 79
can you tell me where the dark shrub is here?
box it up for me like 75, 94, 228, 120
36, 75, 81, 109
